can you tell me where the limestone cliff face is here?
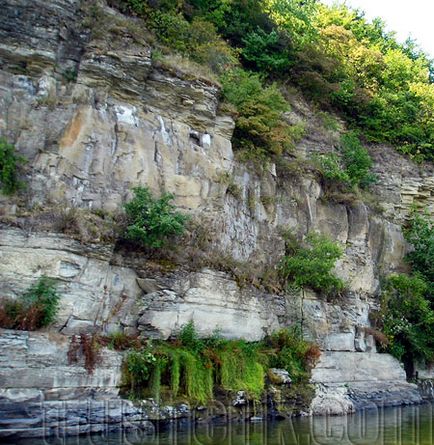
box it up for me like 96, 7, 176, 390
0, 0, 432, 432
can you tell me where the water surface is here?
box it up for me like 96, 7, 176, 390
14, 403, 434, 445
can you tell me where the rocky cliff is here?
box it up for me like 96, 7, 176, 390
0, 0, 432, 439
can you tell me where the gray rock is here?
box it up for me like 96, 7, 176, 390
268, 369, 292, 385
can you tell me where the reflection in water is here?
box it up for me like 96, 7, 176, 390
13, 403, 434, 445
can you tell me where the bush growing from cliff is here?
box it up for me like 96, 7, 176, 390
0, 276, 60, 330
124, 186, 187, 249
340, 132, 376, 188
0, 137, 25, 195
267, 327, 321, 383
373, 213, 434, 375
121, 322, 319, 403
314, 132, 376, 191
279, 232, 345, 297
220, 69, 296, 157
375, 274, 434, 372
404, 211, 434, 293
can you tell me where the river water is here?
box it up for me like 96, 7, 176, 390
14, 403, 434, 445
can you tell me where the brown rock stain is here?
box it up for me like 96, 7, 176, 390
59, 108, 87, 149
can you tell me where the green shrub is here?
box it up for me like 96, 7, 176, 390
313, 153, 350, 184
149, 11, 191, 52
124, 186, 187, 248
62, 68, 78, 83
220, 68, 294, 156
279, 232, 345, 297
313, 133, 375, 191
340, 132, 376, 188
0, 137, 25, 195
0, 276, 60, 330
242, 29, 292, 74
404, 211, 434, 289
179, 320, 205, 353
377, 274, 434, 368
124, 349, 157, 395
266, 327, 321, 383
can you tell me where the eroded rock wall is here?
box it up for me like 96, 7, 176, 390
0, 0, 432, 434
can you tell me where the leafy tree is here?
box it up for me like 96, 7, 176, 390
404, 212, 434, 291
124, 186, 187, 248
242, 28, 292, 74
221, 68, 293, 156
377, 274, 434, 375
265, 0, 319, 49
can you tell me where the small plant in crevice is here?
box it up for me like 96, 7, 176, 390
0, 276, 60, 330
0, 137, 26, 195
124, 186, 188, 249
67, 333, 102, 374
216, 172, 242, 200
61, 68, 78, 83
105, 331, 143, 351
279, 231, 345, 298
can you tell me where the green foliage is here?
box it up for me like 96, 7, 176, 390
0, 276, 60, 330
0, 137, 25, 195
265, 0, 318, 50
125, 349, 157, 395
266, 327, 321, 383
179, 320, 204, 353
404, 211, 434, 289
111, 0, 434, 161
242, 29, 292, 74
314, 153, 350, 184
314, 132, 375, 190
61, 68, 78, 83
377, 274, 434, 365
340, 132, 376, 188
22, 276, 60, 327
116, 1, 237, 73
220, 69, 295, 156
122, 322, 319, 404
374, 213, 434, 371
124, 186, 187, 249
190, 0, 273, 47
279, 232, 345, 297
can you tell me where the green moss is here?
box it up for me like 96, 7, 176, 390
217, 342, 265, 400
121, 322, 319, 405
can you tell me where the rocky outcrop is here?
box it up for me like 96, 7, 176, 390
310, 352, 422, 415
0, 228, 284, 340
0, 0, 432, 438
